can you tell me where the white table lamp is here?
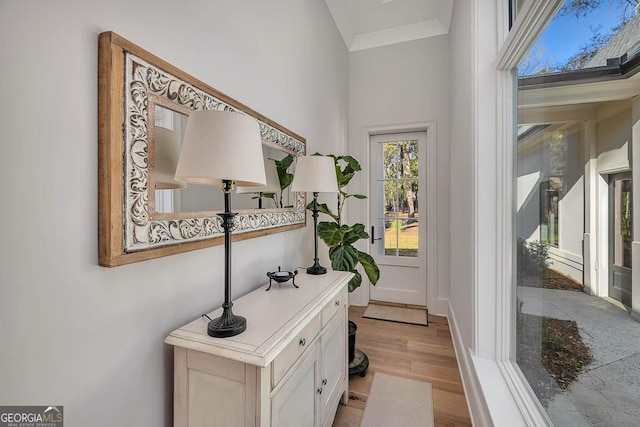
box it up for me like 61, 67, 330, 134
175, 110, 266, 337
236, 158, 281, 208
290, 156, 339, 274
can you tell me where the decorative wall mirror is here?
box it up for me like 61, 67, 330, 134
98, 32, 306, 267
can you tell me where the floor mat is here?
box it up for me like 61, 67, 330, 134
363, 304, 428, 326
360, 372, 434, 427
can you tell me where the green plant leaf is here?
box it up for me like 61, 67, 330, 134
342, 223, 368, 245
273, 154, 294, 191
278, 173, 293, 191
340, 172, 356, 188
329, 244, 359, 271
357, 250, 380, 285
340, 156, 361, 187
348, 270, 363, 292
273, 154, 294, 170
306, 202, 338, 221
341, 155, 362, 172
317, 222, 343, 246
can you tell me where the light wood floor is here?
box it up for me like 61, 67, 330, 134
333, 305, 472, 427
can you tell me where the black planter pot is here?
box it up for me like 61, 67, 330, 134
348, 320, 357, 364
348, 320, 369, 377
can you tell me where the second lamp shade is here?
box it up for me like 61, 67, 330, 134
290, 156, 338, 193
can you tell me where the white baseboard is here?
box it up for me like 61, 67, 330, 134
435, 297, 449, 316
448, 301, 553, 427
447, 300, 492, 426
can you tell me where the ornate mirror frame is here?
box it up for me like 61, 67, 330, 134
98, 32, 306, 267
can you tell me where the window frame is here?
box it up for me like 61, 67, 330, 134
492, 0, 565, 425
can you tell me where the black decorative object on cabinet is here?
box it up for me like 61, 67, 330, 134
266, 267, 298, 291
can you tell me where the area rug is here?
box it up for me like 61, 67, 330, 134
363, 304, 428, 326
360, 372, 434, 427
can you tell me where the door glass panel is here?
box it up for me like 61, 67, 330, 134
614, 179, 632, 268
383, 218, 398, 256
382, 181, 398, 218
397, 219, 418, 257
540, 180, 560, 247
378, 140, 419, 258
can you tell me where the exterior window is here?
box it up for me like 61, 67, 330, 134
514, 1, 638, 425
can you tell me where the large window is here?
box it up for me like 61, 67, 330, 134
513, 0, 639, 425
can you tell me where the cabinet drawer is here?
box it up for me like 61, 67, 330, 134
322, 287, 347, 327
272, 313, 321, 387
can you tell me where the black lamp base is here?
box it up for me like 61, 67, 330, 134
207, 304, 247, 338
306, 261, 327, 275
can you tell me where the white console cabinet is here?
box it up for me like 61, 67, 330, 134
165, 270, 352, 427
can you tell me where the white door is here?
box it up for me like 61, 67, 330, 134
369, 132, 427, 305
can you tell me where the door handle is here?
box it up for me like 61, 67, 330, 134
371, 226, 382, 244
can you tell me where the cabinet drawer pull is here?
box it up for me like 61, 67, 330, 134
335, 300, 340, 306
317, 387, 323, 395
322, 378, 327, 385
299, 338, 306, 347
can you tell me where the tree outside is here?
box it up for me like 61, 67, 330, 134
519, 0, 639, 76
382, 140, 419, 257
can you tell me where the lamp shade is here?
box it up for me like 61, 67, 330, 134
154, 127, 186, 189
290, 156, 339, 193
236, 158, 281, 194
175, 110, 266, 187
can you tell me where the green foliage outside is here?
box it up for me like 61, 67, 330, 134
517, 238, 550, 277
382, 140, 418, 218
309, 154, 380, 292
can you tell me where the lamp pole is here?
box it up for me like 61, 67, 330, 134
307, 192, 327, 275
207, 179, 247, 338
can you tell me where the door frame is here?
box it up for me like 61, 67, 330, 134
355, 121, 437, 310
608, 171, 633, 306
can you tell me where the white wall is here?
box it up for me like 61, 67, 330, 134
448, 0, 474, 350
347, 37, 451, 314
0, 1, 347, 426
447, 0, 530, 424
560, 131, 585, 257
517, 152, 544, 241
597, 109, 632, 173
517, 130, 585, 281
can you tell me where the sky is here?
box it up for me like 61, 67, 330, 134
527, 0, 632, 69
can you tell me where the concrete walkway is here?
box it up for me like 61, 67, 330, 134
519, 287, 640, 426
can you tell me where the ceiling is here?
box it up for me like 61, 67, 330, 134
324, 0, 454, 52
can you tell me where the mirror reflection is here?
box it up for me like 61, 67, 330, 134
152, 105, 295, 214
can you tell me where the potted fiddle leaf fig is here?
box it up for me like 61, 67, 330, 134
310, 154, 380, 291
309, 153, 379, 374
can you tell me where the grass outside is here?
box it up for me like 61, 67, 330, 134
384, 222, 418, 257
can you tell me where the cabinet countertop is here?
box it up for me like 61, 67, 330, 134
164, 270, 353, 368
